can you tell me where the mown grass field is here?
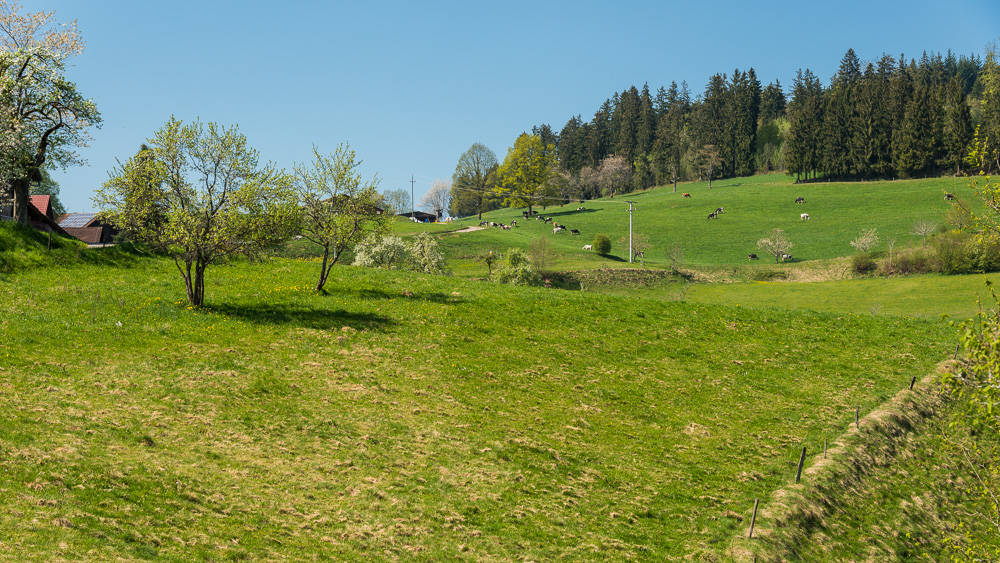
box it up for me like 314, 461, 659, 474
0, 251, 955, 561
408, 174, 970, 277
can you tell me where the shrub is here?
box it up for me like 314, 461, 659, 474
883, 246, 933, 275
353, 234, 408, 269
493, 248, 541, 286
851, 252, 877, 275
932, 231, 974, 274
592, 233, 611, 256
407, 233, 450, 275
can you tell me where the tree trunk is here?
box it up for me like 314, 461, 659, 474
315, 245, 332, 292
11, 177, 30, 226
179, 258, 207, 306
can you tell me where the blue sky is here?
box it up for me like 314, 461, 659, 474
22, 0, 1000, 212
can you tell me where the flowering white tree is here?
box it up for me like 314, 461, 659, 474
420, 178, 451, 221
757, 228, 794, 263
0, 3, 101, 224
850, 228, 880, 254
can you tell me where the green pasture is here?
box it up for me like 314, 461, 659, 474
409, 174, 969, 276
0, 255, 955, 561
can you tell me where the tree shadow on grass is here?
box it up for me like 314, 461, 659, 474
209, 302, 396, 331
539, 208, 598, 218
332, 288, 467, 305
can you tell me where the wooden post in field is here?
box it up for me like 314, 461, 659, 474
824, 438, 827, 459
909, 376, 916, 390
855, 406, 860, 429
749, 498, 759, 538
954, 343, 960, 360
795, 446, 807, 483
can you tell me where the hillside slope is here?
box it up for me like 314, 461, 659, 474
0, 256, 954, 560
422, 175, 969, 272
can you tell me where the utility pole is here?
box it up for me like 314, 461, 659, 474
625, 201, 636, 263
410, 175, 415, 217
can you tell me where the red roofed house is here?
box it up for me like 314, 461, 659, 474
26, 195, 73, 238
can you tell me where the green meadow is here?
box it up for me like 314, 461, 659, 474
420, 174, 968, 275
0, 173, 993, 561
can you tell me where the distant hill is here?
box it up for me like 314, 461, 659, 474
433, 174, 970, 269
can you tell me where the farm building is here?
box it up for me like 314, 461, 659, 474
57, 212, 118, 245
398, 211, 437, 222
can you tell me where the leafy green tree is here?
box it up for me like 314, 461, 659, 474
496, 133, 556, 214
293, 143, 389, 292
450, 143, 498, 219
97, 117, 297, 306
0, 3, 101, 225
592, 233, 611, 255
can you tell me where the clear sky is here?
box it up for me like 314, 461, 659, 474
21, 0, 1000, 213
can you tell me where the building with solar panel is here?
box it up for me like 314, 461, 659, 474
57, 212, 118, 245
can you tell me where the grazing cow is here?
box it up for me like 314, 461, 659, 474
715, 207, 725, 214
582, 244, 592, 250
544, 217, 553, 223
577, 206, 586, 211
489, 221, 498, 227
682, 193, 691, 198
510, 220, 517, 227
570, 229, 580, 235
800, 213, 810, 220
634, 250, 645, 259
945, 193, 956, 200
781, 253, 793, 261
708, 212, 718, 219
501, 224, 511, 230
748, 253, 759, 260
478, 220, 488, 227
795, 197, 805, 203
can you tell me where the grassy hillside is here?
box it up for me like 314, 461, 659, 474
0, 256, 954, 561
409, 174, 969, 276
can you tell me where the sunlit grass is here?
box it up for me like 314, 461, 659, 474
0, 256, 954, 560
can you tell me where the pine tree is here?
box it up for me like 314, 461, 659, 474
785, 69, 824, 181
941, 76, 973, 175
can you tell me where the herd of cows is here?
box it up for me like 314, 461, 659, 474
478, 207, 585, 237
468, 195, 817, 261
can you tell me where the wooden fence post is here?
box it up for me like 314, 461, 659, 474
909, 376, 916, 390
795, 446, 807, 483
749, 498, 759, 539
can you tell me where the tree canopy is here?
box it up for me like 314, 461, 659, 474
293, 143, 388, 292
496, 133, 556, 213
96, 117, 297, 306
0, 2, 101, 224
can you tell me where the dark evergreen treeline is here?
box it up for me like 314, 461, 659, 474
530, 47, 995, 197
